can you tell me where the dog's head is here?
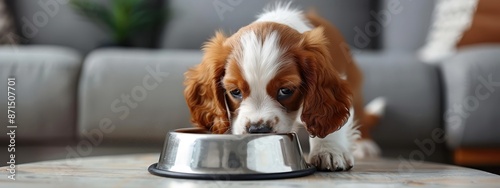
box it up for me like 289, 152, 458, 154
184, 22, 351, 138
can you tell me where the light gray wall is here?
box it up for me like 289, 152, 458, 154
380, 0, 435, 51
10, 0, 435, 53
160, 0, 378, 50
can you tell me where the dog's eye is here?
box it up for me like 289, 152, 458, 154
230, 89, 242, 99
278, 88, 294, 99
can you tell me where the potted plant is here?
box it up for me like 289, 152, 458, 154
70, 0, 166, 47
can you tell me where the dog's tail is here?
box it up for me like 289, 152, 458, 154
361, 97, 386, 137
354, 97, 386, 158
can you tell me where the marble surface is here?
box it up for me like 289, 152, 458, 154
1, 153, 500, 188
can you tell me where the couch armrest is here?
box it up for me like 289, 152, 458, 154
78, 49, 202, 144
441, 45, 500, 149
354, 52, 443, 149
0, 45, 82, 142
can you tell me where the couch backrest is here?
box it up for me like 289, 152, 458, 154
9, 0, 165, 54
160, 0, 379, 50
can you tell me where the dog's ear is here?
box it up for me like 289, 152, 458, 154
184, 31, 231, 134
298, 27, 352, 138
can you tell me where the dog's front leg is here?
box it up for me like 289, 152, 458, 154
308, 110, 359, 171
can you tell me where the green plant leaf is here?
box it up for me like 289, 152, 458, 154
70, 0, 168, 45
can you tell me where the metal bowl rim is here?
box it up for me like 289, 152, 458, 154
169, 128, 299, 139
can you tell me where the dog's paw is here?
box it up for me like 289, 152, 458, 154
308, 149, 354, 171
353, 139, 381, 159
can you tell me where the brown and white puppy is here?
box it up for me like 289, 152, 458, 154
184, 3, 385, 171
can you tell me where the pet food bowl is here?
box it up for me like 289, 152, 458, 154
148, 128, 315, 180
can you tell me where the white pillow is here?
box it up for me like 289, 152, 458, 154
418, 0, 478, 63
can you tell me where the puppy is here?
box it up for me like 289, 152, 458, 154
184, 3, 385, 171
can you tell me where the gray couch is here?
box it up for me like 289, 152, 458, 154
1, 0, 499, 165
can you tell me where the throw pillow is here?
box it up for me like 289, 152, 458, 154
457, 0, 500, 47
418, 0, 479, 63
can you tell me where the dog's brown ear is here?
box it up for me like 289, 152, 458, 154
298, 27, 352, 138
184, 31, 231, 134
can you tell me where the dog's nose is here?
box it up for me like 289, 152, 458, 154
247, 124, 272, 133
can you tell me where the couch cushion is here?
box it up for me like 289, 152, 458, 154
0, 45, 82, 142
160, 0, 378, 50
441, 45, 500, 149
78, 49, 201, 143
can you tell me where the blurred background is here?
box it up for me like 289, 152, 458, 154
0, 0, 499, 174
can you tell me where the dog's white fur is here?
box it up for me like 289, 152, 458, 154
231, 31, 295, 134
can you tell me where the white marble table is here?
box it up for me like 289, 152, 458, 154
1, 153, 499, 188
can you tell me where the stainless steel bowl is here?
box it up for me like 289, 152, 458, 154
148, 128, 315, 180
